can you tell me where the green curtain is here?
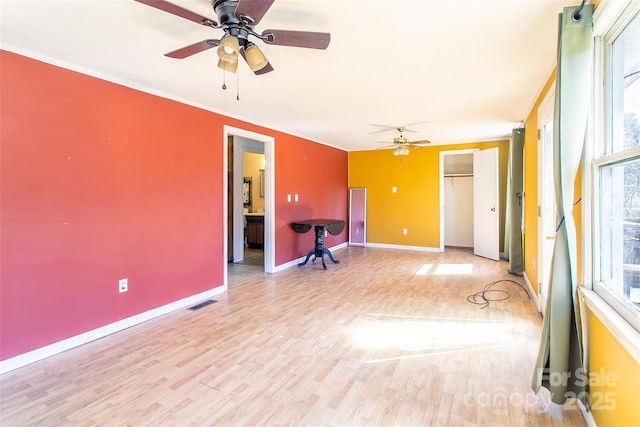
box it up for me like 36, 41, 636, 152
507, 128, 525, 274
504, 160, 511, 261
531, 4, 593, 405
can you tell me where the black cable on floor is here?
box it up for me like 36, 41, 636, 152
467, 279, 531, 309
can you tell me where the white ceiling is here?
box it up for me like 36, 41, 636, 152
0, 0, 575, 151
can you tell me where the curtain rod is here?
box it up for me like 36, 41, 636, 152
573, 0, 587, 21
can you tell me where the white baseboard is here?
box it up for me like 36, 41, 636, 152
522, 271, 541, 312
578, 399, 598, 427
0, 285, 227, 374
273, 242, 349, 272
3, 241, 351, 371
273, 258, 302, 272
365, 242, 440, 252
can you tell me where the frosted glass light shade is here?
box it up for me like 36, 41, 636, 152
393, 146, 409, 156
245, 44, 269, 71
218, 58, 238, 73
217, 35, 239, 63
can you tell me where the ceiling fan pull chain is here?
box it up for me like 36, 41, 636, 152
222, 69, 227, 90
236, 68, 240, 101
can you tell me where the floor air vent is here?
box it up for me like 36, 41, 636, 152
187, 299, 217, 311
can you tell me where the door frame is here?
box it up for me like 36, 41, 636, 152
537, 84, 556, 313
223, 125, 275, 287
439, 149, 477, 252
232, 139, 264, 262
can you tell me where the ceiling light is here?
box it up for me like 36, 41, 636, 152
217, 35, 239, 63
393, 146, 409, 156
245, 43, 269, 71
218, 58, 238, 73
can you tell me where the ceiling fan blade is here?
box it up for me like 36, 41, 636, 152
400, 121, 428, 131
369, 125, 399, 134
409, 140, 432, 145
165, 39, 220, 59
261, 29, 331, 49
376, 140, 403, 149
368, 124, 416, 134
235, 0, 275, 25
253, 62, 274, 75
134, 0, 217, 26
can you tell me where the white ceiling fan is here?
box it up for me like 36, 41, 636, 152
375, 125, 432, 156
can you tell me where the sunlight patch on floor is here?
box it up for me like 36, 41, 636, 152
345, 314, 515, 363
415, 263, 473, 276
432, 263, 473, 275
415, 264, 434, 275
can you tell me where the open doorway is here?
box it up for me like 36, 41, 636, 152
223, 126, 274, 287
439, 148, 500, 260
440, 149, 475, 251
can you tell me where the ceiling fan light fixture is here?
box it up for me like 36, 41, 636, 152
393, 146, 410, 156
217, 58, 238, 73
217, 35, 239, 63
245, 43, 269, 71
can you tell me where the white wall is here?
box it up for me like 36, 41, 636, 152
443, 175, 474, 247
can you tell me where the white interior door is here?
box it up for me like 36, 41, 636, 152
473, 148, 500, 260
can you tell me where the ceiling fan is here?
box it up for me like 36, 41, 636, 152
134, 0, 331, 74
377, 126, 432, 156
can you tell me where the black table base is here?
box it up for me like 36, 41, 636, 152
297, 225, 340, 270
292, 219, 345, 270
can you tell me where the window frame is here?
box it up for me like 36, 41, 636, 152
588, 0, 640, 335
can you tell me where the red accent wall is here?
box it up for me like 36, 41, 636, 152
274, 134, 348, 265
0, 50, 348, 360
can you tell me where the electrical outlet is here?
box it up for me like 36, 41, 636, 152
392, 186, 397, 193
403, 228, 408, 235
119, 278, 128, 293
294, 194, 299, 202
287, 194, 291, 202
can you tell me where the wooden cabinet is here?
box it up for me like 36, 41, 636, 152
246, 215, 264, 249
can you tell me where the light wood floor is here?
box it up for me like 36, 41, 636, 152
228, 248, 264, 286
0, 247, 586, 426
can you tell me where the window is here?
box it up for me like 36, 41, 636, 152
593, 3, 640, 331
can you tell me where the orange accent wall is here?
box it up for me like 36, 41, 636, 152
586, 311, 640, 426
0, 50, 348, 360
349, 140, 509, 249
